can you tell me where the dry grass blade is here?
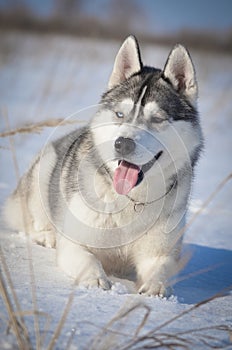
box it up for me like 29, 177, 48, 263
0, 107, 32, 349
47, 287, 76, 350
187, 172, 232, 224
118, 332, 191, 350
6, 310, 52, 347
66, 318, 148, 349
0, 247, 29, 339
121, 331, 193, 350
65, 326, 78, 350
2, 107, 41, 349
162, 325, 231, 348
0, 108, 86, 349
171, 262, 224, 286
143, 339, 190, 350
0, 118, 85, 137
89, 288, 232, 350
170, 172, 232, 255
129, 288, 231, 350
87, 303, 151, 350
143, 286, 232, 338
105, 302, 151, 337
0, 271, 31, 350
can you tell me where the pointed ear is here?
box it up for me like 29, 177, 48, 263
163, 44, 198, 106
108, 36, 142, 89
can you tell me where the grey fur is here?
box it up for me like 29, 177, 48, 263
4, 36, 203, 296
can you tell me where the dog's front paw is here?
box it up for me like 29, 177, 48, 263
136, 256, 177, 297
32, 230, 56, 248
75, 262, 112, 291
57, 237, 112, 291
80, 275, 112, 290
138, 280, 173, 297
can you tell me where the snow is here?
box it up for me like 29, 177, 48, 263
0, 31, 232, 349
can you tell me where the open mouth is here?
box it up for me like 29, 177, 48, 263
113, 151, 163, 195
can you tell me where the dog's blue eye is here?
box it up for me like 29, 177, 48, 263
116, 112, 124, 118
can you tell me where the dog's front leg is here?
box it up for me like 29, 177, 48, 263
56, 236, 112, 290
136, 255, 178, 297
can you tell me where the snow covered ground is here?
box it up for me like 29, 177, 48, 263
0, 31, 231, 349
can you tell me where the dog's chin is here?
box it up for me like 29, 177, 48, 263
125, 150, 163, 187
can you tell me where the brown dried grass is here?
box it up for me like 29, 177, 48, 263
87, 290, 232, 350
0, 118, 85, 138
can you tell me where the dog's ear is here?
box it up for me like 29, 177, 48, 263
108, 36, 142, 89
163, 44, 198, 106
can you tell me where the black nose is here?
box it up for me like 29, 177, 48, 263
114, 137, 136, 156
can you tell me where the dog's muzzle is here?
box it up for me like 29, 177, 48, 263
113, 136, 163, 195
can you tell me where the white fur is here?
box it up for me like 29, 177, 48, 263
144, 101, 168, 120
3, 37, 202, 297
4, 145, 56, 247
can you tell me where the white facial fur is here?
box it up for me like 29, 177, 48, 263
91, 98, 200, 177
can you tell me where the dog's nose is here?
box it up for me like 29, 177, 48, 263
114, 137, 136, 155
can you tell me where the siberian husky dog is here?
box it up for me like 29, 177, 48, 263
4, 36, 203, 296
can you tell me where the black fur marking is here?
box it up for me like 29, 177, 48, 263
101, 66, 198, 126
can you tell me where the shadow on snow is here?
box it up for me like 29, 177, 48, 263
175, 243, 232, 304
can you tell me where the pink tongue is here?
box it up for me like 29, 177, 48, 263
113, 161, 140, 195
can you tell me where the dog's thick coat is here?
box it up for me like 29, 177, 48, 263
4, 36, 203, 296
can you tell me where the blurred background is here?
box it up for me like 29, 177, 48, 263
0, 0, 232, 51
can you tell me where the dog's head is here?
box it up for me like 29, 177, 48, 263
91, 36, 203, 196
